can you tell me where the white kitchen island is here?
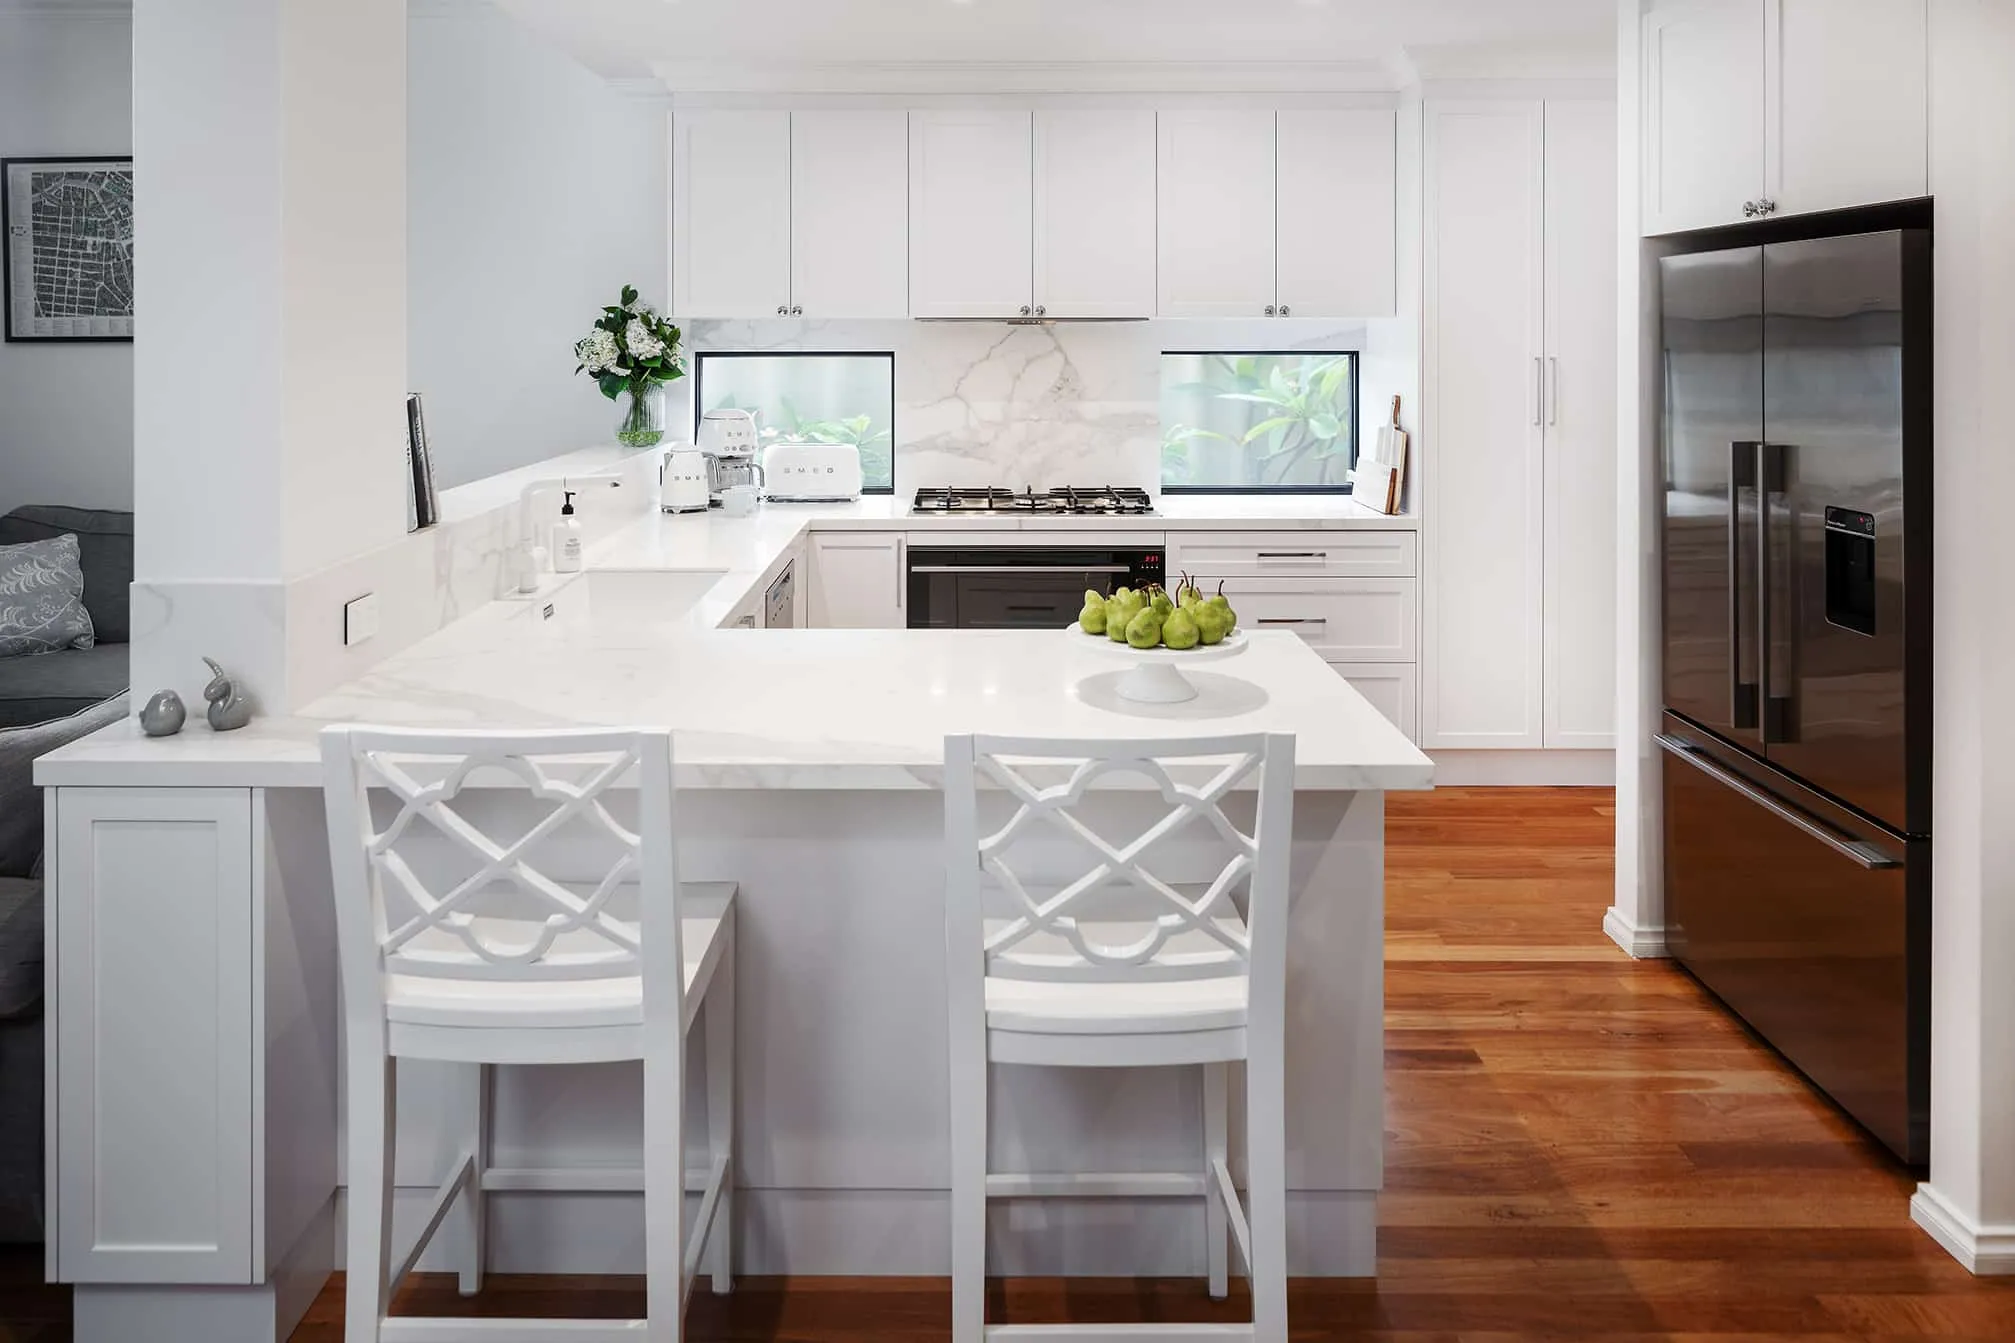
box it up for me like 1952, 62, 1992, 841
34, 515, 1431, 1343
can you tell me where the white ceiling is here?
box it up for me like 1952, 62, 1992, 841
490, 0, 1618, 85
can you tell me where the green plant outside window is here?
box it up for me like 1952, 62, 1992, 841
693, 353, 895, 493
1161, 352, 1358, 491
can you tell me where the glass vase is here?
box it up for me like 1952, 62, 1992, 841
616, 381, 667, 448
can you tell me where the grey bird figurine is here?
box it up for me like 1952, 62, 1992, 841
201, 657, 254, 732
139, 689, 187, 737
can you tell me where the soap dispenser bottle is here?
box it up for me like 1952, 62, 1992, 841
552, 490, 584, 573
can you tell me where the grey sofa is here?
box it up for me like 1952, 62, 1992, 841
0, 692, 128, 1242
0, 506, 134, 730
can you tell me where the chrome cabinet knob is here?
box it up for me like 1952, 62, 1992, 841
791, 305, 803, 316
1034, 305, 1046, 317
1742, 201, 1757, 217
1019, 305, 1032, 316
777, 304, 789, 315
1757, 198, 1777, 216
1265, 304, 1277, 316
1279, 304, 1292, 317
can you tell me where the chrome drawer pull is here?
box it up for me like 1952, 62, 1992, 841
1257, 617, 1327, 628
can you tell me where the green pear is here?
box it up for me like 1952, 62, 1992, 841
1106, 593, 1140, 642
1079, 599, 1107, 635
1162, 607, 1201, 650
1150, 587, 1174, 617
1125, 605, 1164, 649
1194, 603, 1229, 646
1085, 588, 1105, 607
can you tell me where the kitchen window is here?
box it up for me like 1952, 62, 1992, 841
1160, 351, 1359, 493
693, 352, 896, 493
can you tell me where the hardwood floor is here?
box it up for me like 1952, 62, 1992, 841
9, 787, 2015, 1340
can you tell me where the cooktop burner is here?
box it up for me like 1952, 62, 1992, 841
911, 486, 1155, 517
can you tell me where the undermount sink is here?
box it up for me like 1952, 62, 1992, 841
521, 568, 727, 629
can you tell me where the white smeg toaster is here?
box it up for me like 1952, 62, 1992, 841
763, 441, 863, 502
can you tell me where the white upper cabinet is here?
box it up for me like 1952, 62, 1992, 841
791, 111, 909, 319
1157, 110, 1278, 318
1277, 109, 1397, 318
1642, 0, 1766, 235
1033, 110, 1157, 319
672, 110, 793, 318
1772, 0, 1928, 217
909, 111, 1035, 318
1542, 100, 1620, 750
1642, 0, 1928, 234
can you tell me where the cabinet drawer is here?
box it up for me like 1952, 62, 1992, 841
1169, 530, 1417, 579
1207, 577, 1417, 662
1328, 662, 1420, 743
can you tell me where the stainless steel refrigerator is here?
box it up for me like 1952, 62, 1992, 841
1658, 217, 1931, 1166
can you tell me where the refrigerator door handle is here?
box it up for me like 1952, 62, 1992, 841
1759, 441, 1795, 744
1730, 441, 1760, 730
1655, 734, 1901, 870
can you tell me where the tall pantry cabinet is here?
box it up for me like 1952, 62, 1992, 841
1421, 99, 1618, 751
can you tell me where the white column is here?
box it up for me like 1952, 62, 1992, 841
130, 0, 407, 715
1911, 0, 2015, 1276
1607, 0, 1669, 957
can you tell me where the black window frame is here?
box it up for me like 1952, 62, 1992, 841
691, 349, 898, 496
1158, 348, 1361, 496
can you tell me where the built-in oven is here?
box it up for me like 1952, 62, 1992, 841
906, 546, 1165, 629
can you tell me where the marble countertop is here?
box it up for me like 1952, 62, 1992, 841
37, 497, 1432, 792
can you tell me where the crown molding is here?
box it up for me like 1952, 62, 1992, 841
649, 58, 1399, 97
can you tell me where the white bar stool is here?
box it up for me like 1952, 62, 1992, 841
942, 732, 1296, 1343
320, 726, 735, 1343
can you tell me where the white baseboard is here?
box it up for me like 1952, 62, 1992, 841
1911, 1184, 2015, 1274
1426, 750, 1616, 787
1602, 906, 1668, 959
334, 1185, 1377, 1277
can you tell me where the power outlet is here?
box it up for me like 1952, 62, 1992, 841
343, 593, 380, 647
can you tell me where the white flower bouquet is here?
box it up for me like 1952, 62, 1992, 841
575, 284, 685, 446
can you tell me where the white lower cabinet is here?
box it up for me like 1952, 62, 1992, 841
808, 532, 907, 629
1184, 529, 1420, 744
1327, 663, 1420, 742
54, 787, 257, 1284
1211, 577, 1417, 663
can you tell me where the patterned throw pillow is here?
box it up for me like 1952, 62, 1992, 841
0, 533, 96, 658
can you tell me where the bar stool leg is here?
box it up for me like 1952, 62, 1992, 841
455, 1063, 489, 1297
1246, 1040, 1288, 1342
706, 919, 736, 1294
1203, 1061, 1230, 1300
643, 1030, 686, 1342
345, 1044, 397, 1343
948, 1046, 987, 1343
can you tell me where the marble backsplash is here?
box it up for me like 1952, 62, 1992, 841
682, 316, 1391, 493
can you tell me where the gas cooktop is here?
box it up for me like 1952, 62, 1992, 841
911, 486, 1155, 517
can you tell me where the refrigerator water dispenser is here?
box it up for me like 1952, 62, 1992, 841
1824, 506, 1878, 636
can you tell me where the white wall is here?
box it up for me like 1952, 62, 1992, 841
0, 9, 133, 517
407, 0, 667, 490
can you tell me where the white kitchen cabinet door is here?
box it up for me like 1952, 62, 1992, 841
809, 533, 906, 629
1329, 662, 1420, 743
1157, 110, 1278, 318
1772, 0, 1927, 217
1641, 0, 1766, 235
1276, 109, 1397, 319
55, 788, 256, 1284
792, 111, 910, 318
1543, 101, 1620, 750
1422, 101, 1546, 750
909, 111, 1034, 318
672, 110, 793, 318
1033, 110, 1157, 319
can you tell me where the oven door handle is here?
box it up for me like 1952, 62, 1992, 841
907, 564, 1135, 574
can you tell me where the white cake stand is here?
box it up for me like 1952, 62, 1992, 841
1068, 624, 1250, 703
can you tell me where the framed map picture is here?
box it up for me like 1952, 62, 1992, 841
3, 156, 134, 342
